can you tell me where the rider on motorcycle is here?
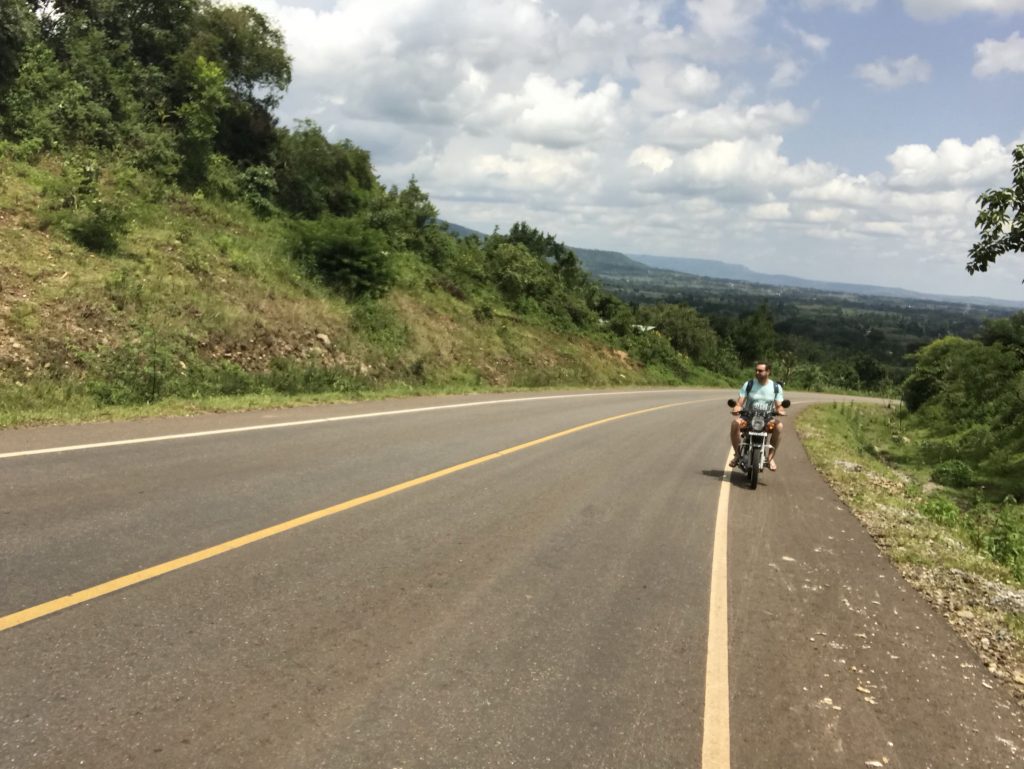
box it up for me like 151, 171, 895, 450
730, 362, 786, 471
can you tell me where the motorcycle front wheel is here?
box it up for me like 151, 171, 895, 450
749, 447, 760, 489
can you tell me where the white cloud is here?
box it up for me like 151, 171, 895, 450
770, 60, 805, 88
804, 207, 849, 223
886, 136, 1010, 189
572, 13, 615, 36
855, 55, 931, 88
671, 64, 723, 98
651, 101, 809, 148
750, 202, 792, 220
628, 62, 722, 114
794, 173, 884, 207
860, 221, 908, 236
678, 136, 832, 189
903, 0, 1024, 21
428, 138, 599, 197
686, 0, 767, 41
488, 74, 622, 148
792, 27, 830, 54
974, 31, 1024, 76
800, 0, 877, 11
629, 145, 675, 174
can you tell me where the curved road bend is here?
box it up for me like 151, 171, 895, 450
0, 389, 1021, 768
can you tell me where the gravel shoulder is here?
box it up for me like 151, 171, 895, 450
797, 405, 1024, 710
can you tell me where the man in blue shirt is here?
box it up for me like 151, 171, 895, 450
730, 361, 786, 470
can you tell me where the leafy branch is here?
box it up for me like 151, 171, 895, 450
968, 144, 1024, 281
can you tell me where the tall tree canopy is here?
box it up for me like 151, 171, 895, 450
0, 0, 290, 169
0, 0, 35, 95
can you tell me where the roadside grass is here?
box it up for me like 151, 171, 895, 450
798, 402, 1024, 694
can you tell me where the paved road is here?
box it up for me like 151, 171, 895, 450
1, 389, 1021, 768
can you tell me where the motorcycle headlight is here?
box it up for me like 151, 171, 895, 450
750, 415, 766, 431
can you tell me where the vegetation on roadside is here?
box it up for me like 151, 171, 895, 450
0, 155, 714, 427
798, 400, 1024, 692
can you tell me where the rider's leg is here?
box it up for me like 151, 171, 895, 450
730, 418, 742, 453
769, 421, 783, 456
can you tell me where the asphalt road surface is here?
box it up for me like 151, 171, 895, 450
1, 389, 1022, 768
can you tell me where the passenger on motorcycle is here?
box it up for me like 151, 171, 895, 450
730, 362, 786, 471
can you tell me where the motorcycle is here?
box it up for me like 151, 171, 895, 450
728, 397, 790, 489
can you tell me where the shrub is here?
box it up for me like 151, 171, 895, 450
240, 164, 277, 218
624, 330, 688, 378
292, 215, 393, 298
68, 197, 131, 252
931, 459, 976, 488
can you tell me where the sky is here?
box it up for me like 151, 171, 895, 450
231, 0, 1024, 301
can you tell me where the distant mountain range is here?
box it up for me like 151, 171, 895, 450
443, 222, 1023, 310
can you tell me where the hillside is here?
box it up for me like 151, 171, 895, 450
0, 158, 716, 428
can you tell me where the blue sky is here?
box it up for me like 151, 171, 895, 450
234, 1, 1024, 301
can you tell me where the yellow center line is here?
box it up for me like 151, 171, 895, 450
1, 399, 708, 633
702, 453, 733, 769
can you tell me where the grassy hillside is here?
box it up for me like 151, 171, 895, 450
0, 153, 719, 428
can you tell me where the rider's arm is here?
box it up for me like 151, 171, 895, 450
775, 399, 786, 416
733, 396, 745, 414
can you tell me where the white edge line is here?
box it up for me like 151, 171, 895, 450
0, 389, 698, 460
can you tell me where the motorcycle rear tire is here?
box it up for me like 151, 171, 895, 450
749, 447, 760, 489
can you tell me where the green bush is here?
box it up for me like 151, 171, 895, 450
624, 331, 688, 379
487, 242, 556, 305
292, 215, 393, 298
931, 459, 976, 488
240, 164, 277, 218
68, 197, 132, 252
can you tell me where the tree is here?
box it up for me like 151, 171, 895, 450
184, 1, 291, 165
0, 0, 35, 96
968, 143, 1024, 280
979, 311, 1024, 364
175, 55, 228, 187
274, 120, 378, 218
635, 302, 732, 371
730, 302, 777, 364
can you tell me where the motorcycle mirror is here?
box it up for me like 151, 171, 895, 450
781, 399, 791, 408
727, 399, 737, 407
